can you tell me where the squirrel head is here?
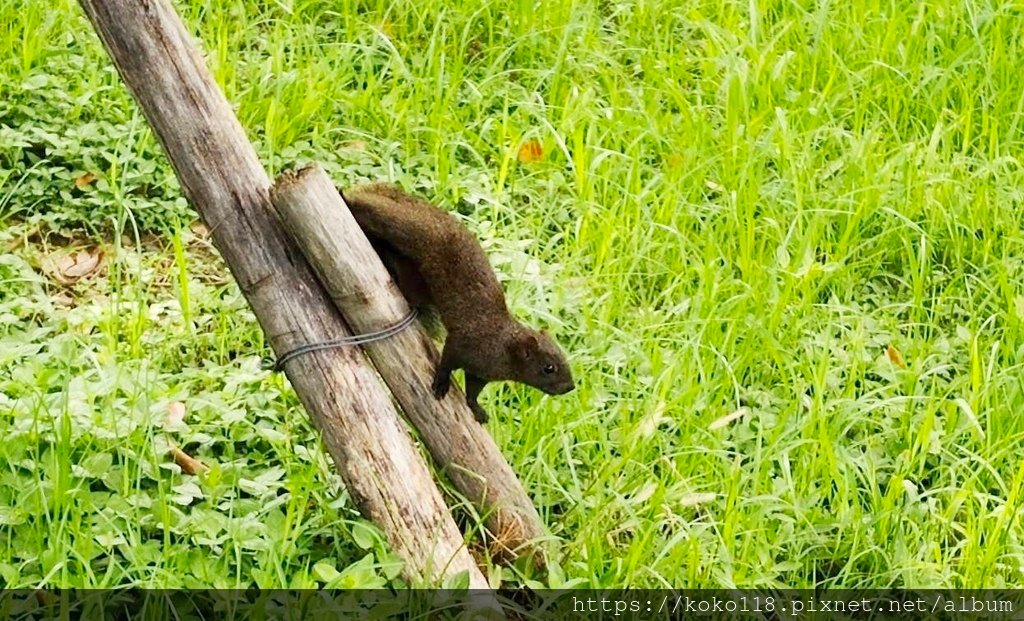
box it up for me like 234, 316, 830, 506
506, 327, 575, 396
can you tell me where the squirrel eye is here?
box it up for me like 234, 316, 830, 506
543, 364, 556, 374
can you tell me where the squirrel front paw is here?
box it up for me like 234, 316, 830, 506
431, 373, 451, 399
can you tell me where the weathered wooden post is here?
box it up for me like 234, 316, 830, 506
271, 166, 547, 561
75, 0, 489, 588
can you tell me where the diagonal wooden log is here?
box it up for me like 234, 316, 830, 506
76, 0, 489, 588
270, 166, 547, 563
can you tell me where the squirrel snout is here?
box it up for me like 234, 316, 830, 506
538, 378, 575, 396
553, 378, 575, 395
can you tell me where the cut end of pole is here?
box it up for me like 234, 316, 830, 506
271, 164, 325, 197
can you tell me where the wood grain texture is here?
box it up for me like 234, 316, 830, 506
271, 165, 548, 562
76, 0, 488, 588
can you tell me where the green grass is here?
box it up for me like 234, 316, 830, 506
3, 0, 1024, 589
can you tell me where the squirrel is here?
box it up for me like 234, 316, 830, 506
340, 182, 575, 423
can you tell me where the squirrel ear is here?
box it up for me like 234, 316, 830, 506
509, 332, 538, 360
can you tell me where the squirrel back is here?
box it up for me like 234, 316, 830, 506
340, 182, 575, 422
342, 182, 509, 324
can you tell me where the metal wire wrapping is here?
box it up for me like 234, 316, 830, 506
272, 308, 419, 372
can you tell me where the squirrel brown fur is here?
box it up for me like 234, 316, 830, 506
340, 182, 575, 422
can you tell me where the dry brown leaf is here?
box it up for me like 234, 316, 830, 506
189, 221, 210, 238
170, 445, 208, 475
517, 139, 544, 164
63, 250, 102, 278
74, 172, 98, 189
41, 247, 104, 285
886, 344, 906, 368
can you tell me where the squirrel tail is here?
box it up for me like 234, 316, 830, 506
341, 182, 444, 263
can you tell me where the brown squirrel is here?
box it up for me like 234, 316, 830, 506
340, 182, 575, 422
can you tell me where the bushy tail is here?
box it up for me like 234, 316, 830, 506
341, 182, 446, 264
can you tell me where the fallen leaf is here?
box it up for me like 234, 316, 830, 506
342, 140, 368, 151
886, 344, 906, 368
41, 247, 104, 285
705, 179, 725, 193
635, 404, 669, 440
52, 292, 75, 308
170, 445, 208, 475
631, 482, 659, 504
517, 139, 544, 164
165, 401, 187, 429
708, 406, 750, 430
63, 251, 101, 278
679, 492, 717, 507
74, 172, 97, 189
189, 222, 210, 238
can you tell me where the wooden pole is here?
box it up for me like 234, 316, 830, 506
271, 166, 548, 562
76, 0, 488, 588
